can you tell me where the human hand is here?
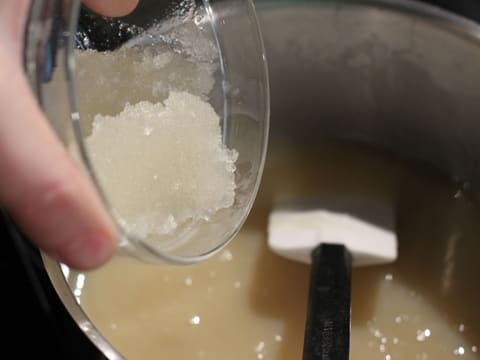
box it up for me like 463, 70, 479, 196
0, 0, 138, 270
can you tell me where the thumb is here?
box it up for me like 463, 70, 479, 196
0, 59, 117, 271
81, 0, 140, 17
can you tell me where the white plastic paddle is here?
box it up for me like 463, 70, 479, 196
268, 206, 397, 267
267, 196, 398, 360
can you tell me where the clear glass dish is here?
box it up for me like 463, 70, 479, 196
24, 0, 269, 264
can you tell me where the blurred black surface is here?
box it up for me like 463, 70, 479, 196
3, 0, 480, 358
0, 213, 106, 359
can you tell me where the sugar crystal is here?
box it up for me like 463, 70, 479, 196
85, 91, 238, 238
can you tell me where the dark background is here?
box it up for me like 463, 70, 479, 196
3, 0, 480, 358
423, 0, 480, 21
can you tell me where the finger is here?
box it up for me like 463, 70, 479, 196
82, 0, 139, 17
0, 60, 117, 271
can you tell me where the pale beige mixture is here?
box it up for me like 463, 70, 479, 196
71, 140, 480, 360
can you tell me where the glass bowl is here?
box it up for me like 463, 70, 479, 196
24, 0, 269, 264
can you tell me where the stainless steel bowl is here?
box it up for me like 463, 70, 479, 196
43, 0, 480, 358
259, 0, 480, 191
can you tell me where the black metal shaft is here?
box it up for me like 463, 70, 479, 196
303, 244, 352, 360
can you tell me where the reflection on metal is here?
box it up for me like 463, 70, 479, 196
61, 263, 70, 279
441, 233, 459, 294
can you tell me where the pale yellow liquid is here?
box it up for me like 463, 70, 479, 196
73, 139, 480, 360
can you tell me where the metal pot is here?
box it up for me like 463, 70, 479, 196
260, 0, 480, 190
42, 0, 480, 358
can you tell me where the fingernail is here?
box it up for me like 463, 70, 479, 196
57, 230, 116, 270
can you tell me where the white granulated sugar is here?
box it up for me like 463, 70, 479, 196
86, 92, 238, 238
75, 45, 217, 129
